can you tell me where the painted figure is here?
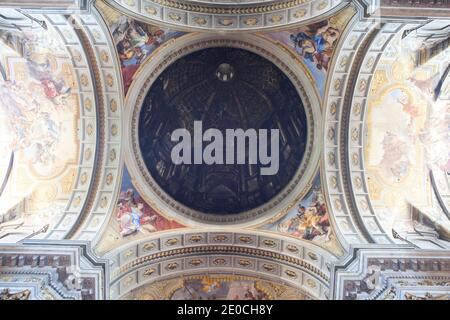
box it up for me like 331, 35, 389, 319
290, 21, 340, 71
111, 17, 181, 93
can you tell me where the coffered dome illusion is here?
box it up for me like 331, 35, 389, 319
138, 47, 308, 215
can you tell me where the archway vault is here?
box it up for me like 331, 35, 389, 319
106, 229, 337, 299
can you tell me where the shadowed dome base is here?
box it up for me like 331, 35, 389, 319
138, 47, 307, 215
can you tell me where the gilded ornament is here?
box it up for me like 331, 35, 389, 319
189, 259, 203, 266
193, 17, 207, 26
73, 50, 82, 63
189, 235, 203, 243
351, 128, 359, 142
330, 176, 337, 188
80, 74, 89, 87
262, 264, 275, 272
239, 236, 253, 244
354, 177, 362, 189
359, 79, 367, 92
165, 238, 179, 246
307, 252, 318, 261
100, 50, 109, 63
111, 124, 118, 136
352, 153, 359, 166
238, 259, 251, 267
213, 235, 228, 242
92, 29, 101, 40
85, 148, 92, 161
124, 276, 134, 286
110, 99, 118, 112
328, 152, 335, 165
330, 102, 337, 115
106, 173, 114, 186
109, 149, 117, 162
263, 239, 276, 247
306, 278, 316, 288
73, 196, 81, 208
360, 199, 368, 210
286, 244, 298, 253
124, 249, 134, 257
340, 56, 348, 68
143, 243, 155, 251
100, 196, 108, 208
86, 124, 94, 136
165, 262, 179, 270
80, 172, 87, 185
269, 15, 283, 23
143, 268, 156, 276
106, 74, 114, 87
317, 1, 328, 10
244, 18, 258, 26
293, 9, 307, 18
219, 19, 234, 26
213, 258, 226, 265
334, 78, 341, 91
168, 13, 182, 22
285, 270, 297, 278
353, 103, 361, 116
349, 36, 358, 46
145, 6, 157, 15
327, 128, 335, 141
84, 98, 92, 111
366, 57, 375, 68
334, 199, 342, 211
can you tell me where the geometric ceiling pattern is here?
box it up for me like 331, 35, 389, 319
0, 0, 449, 300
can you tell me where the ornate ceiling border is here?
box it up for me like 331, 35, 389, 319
123, 33, 322, 227
121, 273, 314, 300
331, 245, 450, 299
321, 17, 406, 249
105, 230, 336, 299
0, 240, 108, 299
101, 0, 347, 31
29, 11, 124, 243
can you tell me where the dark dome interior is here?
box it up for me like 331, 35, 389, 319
138, 47, 307, 215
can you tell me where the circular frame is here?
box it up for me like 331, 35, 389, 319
124, 33, 322, 227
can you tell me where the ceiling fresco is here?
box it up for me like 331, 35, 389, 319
96, 1, 184, 94
262, 5, 355, 96
364, 27, 450, 238
0, 0, 448, 301
96, 166, 185, 254
260, 172, 344, 256
122, 274, 311, 300
0, 25, 81, 238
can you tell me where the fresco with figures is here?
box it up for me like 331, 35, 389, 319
364, 29, 450, 235
261, 173, 343, 255
263, 6, 355, 96
122, 275, 311, 300
97, 2, 184, 94
171, 277, 269, 300
0, 26, 80, 232
95, 167, 184, 253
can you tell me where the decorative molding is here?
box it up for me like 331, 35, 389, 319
322, 17, 404, 249
102, 0, 347, 31
332, 246, 450, 299
0, 240, 108, 300
105, 230, 336, 299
